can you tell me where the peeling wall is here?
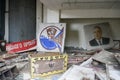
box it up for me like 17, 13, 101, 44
60, 18, 120, 48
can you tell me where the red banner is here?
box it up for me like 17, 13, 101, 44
6, 39, 36, 54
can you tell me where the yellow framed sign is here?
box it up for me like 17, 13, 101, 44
29, 53, 68, 78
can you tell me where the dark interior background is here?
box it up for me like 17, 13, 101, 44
0, 0, 5, 40
9, 0, 36, 42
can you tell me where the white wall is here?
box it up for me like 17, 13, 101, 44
36, 0, 60, 37
61, 9, 120, 18
36, 2, 120, 49
36, 0, 42, 35
60, 18, 120, 49
43, 6, 59, 23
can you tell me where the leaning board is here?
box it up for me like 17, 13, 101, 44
29, 53, 68, 78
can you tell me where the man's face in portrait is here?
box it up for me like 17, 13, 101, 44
94, 27, 102, 40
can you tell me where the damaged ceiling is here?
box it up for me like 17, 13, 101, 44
39, 0, 120, 10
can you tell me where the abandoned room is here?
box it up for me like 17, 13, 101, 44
0, 0, 120, 80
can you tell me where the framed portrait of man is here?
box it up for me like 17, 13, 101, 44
84, 22, 114, 50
